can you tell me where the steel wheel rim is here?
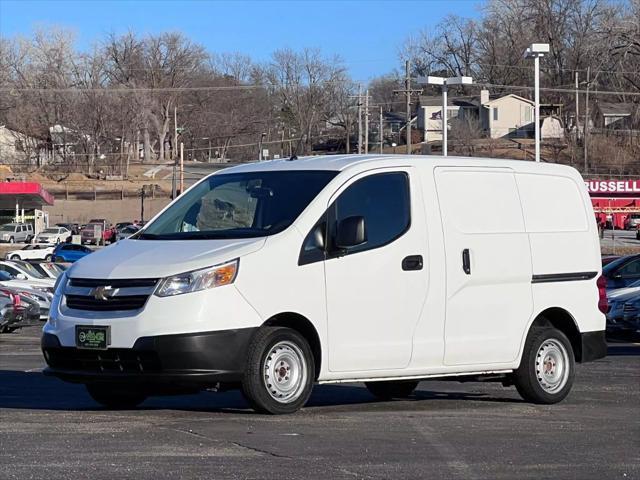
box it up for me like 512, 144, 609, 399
263, 340, 307, 404
535, 338, 570, 394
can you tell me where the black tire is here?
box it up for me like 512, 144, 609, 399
365, 380, 419, 400
45, 254, 53, 262
86, 383, 147, 409
10, 255, 20, 260
241, 327, 315, 414
512, 327, 575, 404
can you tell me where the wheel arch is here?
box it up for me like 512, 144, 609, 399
262, 312, 322, 380
527, 307, 584, 362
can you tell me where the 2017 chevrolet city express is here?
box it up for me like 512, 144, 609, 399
42, 155, 607, 414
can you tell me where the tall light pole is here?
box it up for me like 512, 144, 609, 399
417, 75, 473, 157
524, 43, 549, 163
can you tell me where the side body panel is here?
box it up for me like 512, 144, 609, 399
516, 171, 604, 337
434, 167, 534, 366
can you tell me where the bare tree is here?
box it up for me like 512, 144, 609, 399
265, 48, 347, 154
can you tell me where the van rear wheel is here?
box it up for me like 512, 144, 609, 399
241, 327, 315, 414
512, 327, 575, 404
85, 384, 147, 409
365, 380, 419, 400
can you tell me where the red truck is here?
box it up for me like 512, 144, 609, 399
81, 219, 116, 245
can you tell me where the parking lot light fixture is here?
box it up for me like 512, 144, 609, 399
524, 43, 550, 163
417, 76, 473, 157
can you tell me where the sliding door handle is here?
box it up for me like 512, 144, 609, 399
402, 255, 423, 271
462, 249, 471, 275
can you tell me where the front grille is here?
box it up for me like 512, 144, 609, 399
69, 278, 159, 288
66, 294, 149, 311
623, 303, 637, 315
45, 347, 161, 373
64, 278, 159, 311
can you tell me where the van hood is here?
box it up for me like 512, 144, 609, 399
68, 237, 267, 279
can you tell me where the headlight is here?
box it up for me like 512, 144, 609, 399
155, 259, 239, 297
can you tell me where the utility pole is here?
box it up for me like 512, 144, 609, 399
379, 106, 383, 154
395, 61, 422, 155
534, 53, 540, 162
172, 106, 178, 199
357, 84, 363, 154
364, 89, 369, 154
584, 66, 591, 174
575, 71, 579, 137
405, 60, 411, 154
179, 142, 184, 195
174, 106, 178, 162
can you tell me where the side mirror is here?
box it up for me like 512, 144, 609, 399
335, 216, 367, 249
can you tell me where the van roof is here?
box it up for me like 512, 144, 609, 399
219, 154, 580, 177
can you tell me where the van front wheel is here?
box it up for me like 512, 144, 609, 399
365, 380, 419, 400
241, 327, 315, 414
512, 327, 575, 404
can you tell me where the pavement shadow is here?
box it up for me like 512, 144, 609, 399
0, 370, 522, 413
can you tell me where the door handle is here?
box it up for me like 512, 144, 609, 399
462, 249, 471, 275
402, 255, 423, 271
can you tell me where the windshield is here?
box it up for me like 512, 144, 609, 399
139, 170, 337, 240
0, 225, 15, 232
42, 228, 58, 234
13, 261, 46, 279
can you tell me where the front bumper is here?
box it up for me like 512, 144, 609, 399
42, 327, 258, 388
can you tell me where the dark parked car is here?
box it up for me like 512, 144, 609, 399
52, 243, 93, 263
603, 254, 640, 289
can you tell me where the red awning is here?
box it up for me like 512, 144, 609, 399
0, 182, 54, 209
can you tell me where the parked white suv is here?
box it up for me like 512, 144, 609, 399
0, 223, 33, 243
42, 155, 607, 413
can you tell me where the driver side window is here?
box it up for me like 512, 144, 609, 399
298, 172, 411, 265
327, 172, 411, 256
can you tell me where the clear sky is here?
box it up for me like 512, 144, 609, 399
0, 0, 481, 82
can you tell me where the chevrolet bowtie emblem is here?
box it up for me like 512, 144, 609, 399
92, 286, 115, 301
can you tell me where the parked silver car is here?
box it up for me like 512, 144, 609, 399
0, 223, 34, 243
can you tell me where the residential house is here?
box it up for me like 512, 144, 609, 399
0, 125, 51, 166
592, 102, 635, 129
418, 90, 561, 141
480, 92, 535, 139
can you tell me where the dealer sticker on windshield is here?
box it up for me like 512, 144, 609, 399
76, 326, 109, 349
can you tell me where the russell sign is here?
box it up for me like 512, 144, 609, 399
585, 180, 640, 195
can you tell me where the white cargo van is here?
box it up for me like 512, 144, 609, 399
42, 155, 607, 414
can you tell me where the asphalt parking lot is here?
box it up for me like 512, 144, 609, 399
0, 327, 638, 480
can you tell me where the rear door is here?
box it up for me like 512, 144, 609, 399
435, 167, 533, 366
